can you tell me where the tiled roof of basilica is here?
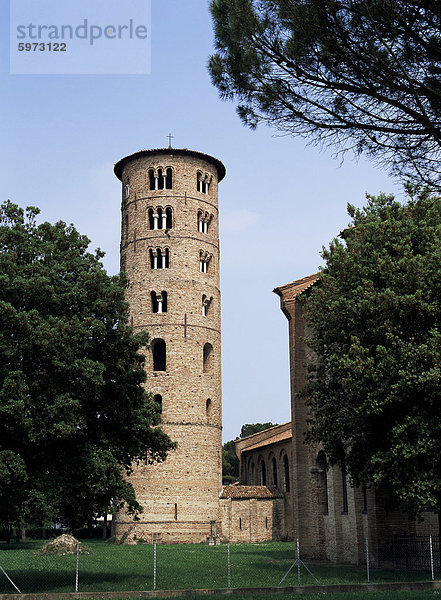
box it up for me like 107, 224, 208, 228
220, 485, 282, 499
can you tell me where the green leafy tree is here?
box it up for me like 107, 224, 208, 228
0, 201, 174, 535
209, 0, 441, 187
222, 422, 277, 484
302, 188, 441, 534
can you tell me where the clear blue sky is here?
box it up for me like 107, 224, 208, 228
1, 0, 403, 441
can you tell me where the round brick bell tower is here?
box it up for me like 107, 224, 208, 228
114, 147, 225, 543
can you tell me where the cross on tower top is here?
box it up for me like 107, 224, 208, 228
167, 133, 174, 148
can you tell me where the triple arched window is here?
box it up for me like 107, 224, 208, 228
151, 291, 168, 313
149, 247, 170, 269
148, 206, 173, 230
148, 167, 173, 190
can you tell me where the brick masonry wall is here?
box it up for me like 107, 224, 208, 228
114, 150, 224, 543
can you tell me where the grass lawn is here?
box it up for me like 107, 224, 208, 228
0, 540, 438, 594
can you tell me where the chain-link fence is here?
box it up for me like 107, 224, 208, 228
0, 537, 439, 594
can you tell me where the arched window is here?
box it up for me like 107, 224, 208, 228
148, 169, 155, 190
149, 248, 169, 269
203, 343, 213, 373
198, 210, 203, 232
151, 291, 158, 313
165, 206, 173, 229
202, 294, 213, 317
316, 451, 329, 514
153, 394, 162, 414
200, 251, 212, 273
272, 457, 278, 487
283, 454, 290, 492
250, 461, 255, 485
197, 171, 203, 192
157, 168, 164, 190
151, 291, 168, 313
206, 398, 212, 416
166, 168, 173, 189
152, 338, 166, 371
148, 208, 155, 230
124, 180, 130, 199
260, 459, 267, 485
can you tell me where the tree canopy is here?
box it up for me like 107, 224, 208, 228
0, 202, 174, 534
209, 0, 441, 188
302, 188, 441, 530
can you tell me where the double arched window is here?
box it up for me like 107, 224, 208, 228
148, 206, 173, 230
148, 167, 173, 190
149, 247, 170, 269
151, 291, 168, 313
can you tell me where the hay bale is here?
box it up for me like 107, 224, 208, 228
37, 533, 91, 556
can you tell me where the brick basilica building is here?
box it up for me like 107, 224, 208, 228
113, 147, 437, 562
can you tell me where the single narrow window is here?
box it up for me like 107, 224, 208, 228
203, 343, 213, 373
149, 249, 158, 269
148, 208, 154, 230
152, 338, 166, 371
197, 171, 202, 192
153, 394, 162, 414
283, 454, 290, 492
239, 518, 242, 530
161, 291, 168, 312
157, 168, 164, 190
165, 206, 173, 229
124, 213, 129, 239
265, 516, 268, 529
157, 207, 164, 229
124, 180, 130, 199
174, 503, 178, 521
149, 169, 155, 190
261, 460, 267, 485
151, 290, 159, 313
206, 398, 212, 416
272, 457, 278, 487
166, 168, 173, 189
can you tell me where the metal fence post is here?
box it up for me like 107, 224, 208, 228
366, 538, 370, 583
227, 542, 231, 588
297, 539, 301, 586
75, 544, 79, 593
153, 542, 157, 590
430, 535, 434, 581
0, 564, 21, 594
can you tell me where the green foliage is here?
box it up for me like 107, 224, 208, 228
209, 0, 441, 187
0, 201, 174, 530
222, 423, 277, 484
240, 422, 277, 438
302, 188, 441, 523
